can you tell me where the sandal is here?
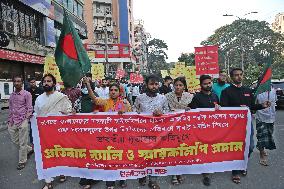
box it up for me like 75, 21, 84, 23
148, 181, 160, 189
83, 185, 92, 189
241, 170, 247, 176
139, 177, 147, 186
17, 162, 26, 170
107, 187, 114, 189
259, 159, 268, 166
59, 175, 66, 183
42, 183, 53, 189
232, 175, 241, 184
177, 175, 184, 184
171, 176, 179, 185
119, 180, 127, 188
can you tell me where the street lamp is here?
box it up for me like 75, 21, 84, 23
223, 12, 258, 71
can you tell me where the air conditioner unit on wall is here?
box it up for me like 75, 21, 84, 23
3, 20, 17, 35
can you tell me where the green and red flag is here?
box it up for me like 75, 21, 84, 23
55, 10, 91, 87
254, 57, 272, 97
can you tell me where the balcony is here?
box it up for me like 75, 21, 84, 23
93, 8, 112, 18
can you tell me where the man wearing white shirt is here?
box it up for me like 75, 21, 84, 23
34, 74, 72, 189
95, 79, 109, 99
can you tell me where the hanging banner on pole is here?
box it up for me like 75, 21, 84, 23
195, 46, 219, 78
32, 108, 251, 181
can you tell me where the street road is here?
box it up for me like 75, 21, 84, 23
0, 109, 283, 189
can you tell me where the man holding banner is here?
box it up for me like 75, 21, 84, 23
34, 74, 72, 189
189, 75, 220, 186
220, 68, 270, 184
134, 74, 170, 189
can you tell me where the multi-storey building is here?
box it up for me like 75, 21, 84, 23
0, 0, 87, 99
133, 19, 150, 73
84, 0, 136, 78
272, 13, 284, 34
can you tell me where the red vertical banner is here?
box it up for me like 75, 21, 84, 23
195, 46, 219, 78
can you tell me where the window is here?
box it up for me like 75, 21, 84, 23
4, 83, 10, 95
63, 0, 68, 8
78, 4, 83, 19
73, 1, 78, 16
96, 3, 101, 13
68, 0, 74, 12
0, 1, 43, 44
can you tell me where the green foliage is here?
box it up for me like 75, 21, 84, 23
147, 38, 169, 75
178, 53, 195, 66
201, 19, 284, 84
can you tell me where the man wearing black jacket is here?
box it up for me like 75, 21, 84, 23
189, 75, 220, 186
220, 68, 270, 184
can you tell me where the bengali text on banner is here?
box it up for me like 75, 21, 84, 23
31, 108, 251, 181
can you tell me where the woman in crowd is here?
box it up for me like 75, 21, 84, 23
165, 77, 193, 185
84, 77, 131, 189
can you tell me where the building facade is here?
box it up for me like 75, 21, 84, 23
0, 0, 87, 99
133, 19, 150, 73
272, 13, 284, 34
84, 0, 136, 79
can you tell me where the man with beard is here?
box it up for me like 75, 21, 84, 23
220, 68, 270, 184
95, 78, 109, 99
134, 74, 169, 189
189, 74, 219, 186
212, 70, 230, 100
34, 74, 72, 189
8, 75, 33, 170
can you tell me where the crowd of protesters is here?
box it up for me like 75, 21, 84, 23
7, 68, 277, 189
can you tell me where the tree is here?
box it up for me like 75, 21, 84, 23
201, 19, 284, 84
147, 38, 169, 75
178, 53, 195, 66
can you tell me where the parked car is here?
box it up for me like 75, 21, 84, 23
272, 79, 284, 108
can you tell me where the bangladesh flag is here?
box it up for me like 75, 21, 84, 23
55, 10, 91, 87
254, 57, 272, 97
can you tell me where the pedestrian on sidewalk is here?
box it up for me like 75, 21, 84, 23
220, 68, 270, 184
134, 74, 170, 189
256, 86, 277, 166
8, 75, 34, 170
34, 73, 72, 189
189, 75, 220, 186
